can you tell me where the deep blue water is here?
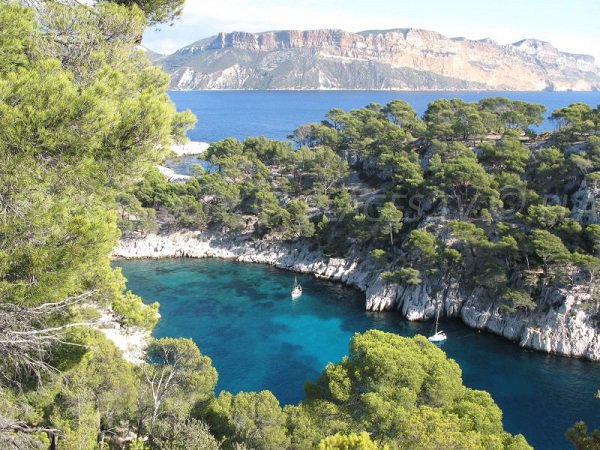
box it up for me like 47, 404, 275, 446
170, 90, 600, 143
117, 258, 600, 450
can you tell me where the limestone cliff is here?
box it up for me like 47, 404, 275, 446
113, 230, 600, 361
158, 28, 600, 91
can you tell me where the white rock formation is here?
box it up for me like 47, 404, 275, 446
97, 308, 151, 364
114, 231, 600, 361
171, 141, 210, 156
155, 165, 192, 182
571, 178, 600, 226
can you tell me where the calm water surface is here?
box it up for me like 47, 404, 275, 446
170, 90, 600, 142
117, 258, 600, 450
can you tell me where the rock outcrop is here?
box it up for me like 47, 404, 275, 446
571, 178, 600, 226
97, 308, 151, 364
114, 230, 600, 361
157, 28, 600, 91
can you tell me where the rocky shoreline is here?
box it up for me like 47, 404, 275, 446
114, 230, 600, 361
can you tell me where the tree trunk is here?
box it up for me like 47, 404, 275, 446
48, 432, 58, 450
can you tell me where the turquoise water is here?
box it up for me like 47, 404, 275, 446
169, 90, 600, 142
117, 258, 600, 450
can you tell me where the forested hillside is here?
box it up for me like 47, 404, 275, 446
129, 97, 600, 327
0, 0, 598, 449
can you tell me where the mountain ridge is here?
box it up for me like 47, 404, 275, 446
153, 28, 600, 91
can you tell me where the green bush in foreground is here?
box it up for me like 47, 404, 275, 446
197, 331, 531, 450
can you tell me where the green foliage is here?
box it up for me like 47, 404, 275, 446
289, 122, 340, 148
433, 151, 499, 216
479, 138, 531, 174
382, 267, 422, 285
318, 432, 387, 450
406, 229, 440, 265
48, 333, 139, 448
303, 331, 530, 449
451, 221, 492, 249
143, 338, 218, 429
0, 0, 191, 307
306, 146, 349, 195
423, 97, 545, 142
586, 224, 600, 254
378, 202, 403, 245
0, 2, 34, 73
349, 213, 372, 242
566, 421, 600, 450
151, 418, 221, 450
129, 438, 150, 450
530, 230, 571, 274
0, 6, 594, 445
382, 99, 425, 136
286, 199, 315, 238
425, 99, 486, 141
379, 148, 424, 189
525, 204, 571, 229
532, 147, 571, 194
110, 0, 185, 25
117, 192, 159, 234
204, 391, 290, 450
370, 249, 388, 266
551, 103, 597, 140
478, 97, 545, 132
255, 190, 290, 232
501, 289, 536, 313
112, 291, 160, 330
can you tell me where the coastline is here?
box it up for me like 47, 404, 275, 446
113, 230, 600, 362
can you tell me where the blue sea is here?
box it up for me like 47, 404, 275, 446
117, 259, 600, 450
169, 90, 600, 143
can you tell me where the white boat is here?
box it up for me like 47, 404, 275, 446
428, 331, 447, 343
291, 276, 302, 298
428, 302, 447, 343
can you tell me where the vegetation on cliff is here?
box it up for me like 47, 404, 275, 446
129, 97, 600, 318
0, 0, 596, 448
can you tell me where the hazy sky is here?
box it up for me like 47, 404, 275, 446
143, 0, 600, 61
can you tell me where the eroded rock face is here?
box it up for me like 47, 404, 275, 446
159, 28, 600, 91
114, 231, 600, 361
571, 179, 600, 226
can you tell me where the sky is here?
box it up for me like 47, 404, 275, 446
143, 0, 600, 62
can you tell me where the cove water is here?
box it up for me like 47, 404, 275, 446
117, 258, 600, 450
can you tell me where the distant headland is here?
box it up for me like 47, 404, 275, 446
147, 28, 600, 91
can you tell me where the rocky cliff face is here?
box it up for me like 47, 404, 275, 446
571, 178, 600, 226
114, 230, 600, 361
158, 28, 600, 91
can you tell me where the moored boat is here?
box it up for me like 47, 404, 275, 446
291, 276, 302, 298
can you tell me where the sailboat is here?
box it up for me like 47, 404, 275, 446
428, 302, 447, 343
291, 276, 302, 298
